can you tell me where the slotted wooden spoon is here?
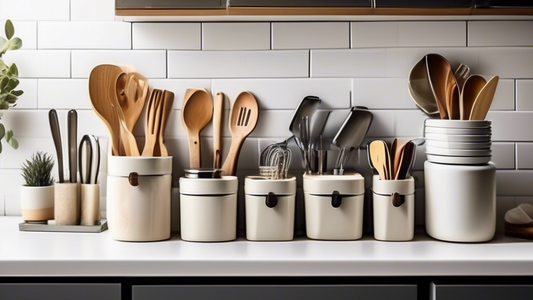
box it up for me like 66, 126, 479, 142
142, 89, 163, 157
221, 91, 259, 176
182, 88, 213, 168
116, 72, 149, 132
155, 90, 174, 157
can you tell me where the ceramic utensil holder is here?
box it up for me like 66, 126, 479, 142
107, 156, 172, 242
425, 161, 496, 242
54, 182, 79, 225
372, 176, 415, 241
244, 176, 297, 241
80, 184, 100, 226
179, 176, 238, 242
303, 173, 365, 240
20, 186, 55, 222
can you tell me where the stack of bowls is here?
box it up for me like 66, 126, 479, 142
424, 119, 491, 165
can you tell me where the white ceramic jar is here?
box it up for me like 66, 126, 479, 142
179, 176, 238, 242
20, 186, 55, 222
107, 156, 172, 242
244, 176, 297, 241
303, 173, 365, 240
425, 161, 496, 242
372, 175, 415, 241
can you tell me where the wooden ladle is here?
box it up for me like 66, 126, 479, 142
221, 91, 259, 176
182, 88, 213, 168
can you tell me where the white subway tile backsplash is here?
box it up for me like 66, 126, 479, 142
0, 20, 37, 49
311, 49, 386, 77
478, 48, 533, 79
3, 50, 70, 78
133, 23, 201, 50
487, 111, 533, 142
1, 110, 54, 138
212, 78, 351, 109
71, 50, 167, 78
0, 196, 4, 216
386, 47, 479, 78
249, 110, 293, 138
168, 50, 308, 78
491, 79, 514, 111
351, 21, 466, 48
38, 22, 131, 49
38, 79, 90, 109
492, 143, 515, 170
0, 138, 38, 169
147, 79, 211, 109
468, 21, 533, 47
272, 22, 349, 50
394, 110, 427, 137
71, 0, 115, 21
0, 169, 24, 198
0, 0, 69, 21
352, 78, 412, 109
517, 143, 533, 170
517, 80, 533, 111
203, 23, 270, 51
14, 79, 38, 109
497, 170, 533, 196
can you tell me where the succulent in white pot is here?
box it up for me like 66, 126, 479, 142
20, 152, 55, 223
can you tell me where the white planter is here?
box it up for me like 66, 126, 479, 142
107, 156, 172, 242
425, 161, 496, 242
245, 176, 296, 241
372, 176, 415, 241
303, 173, 365, 240
20, 186, 55, 222
179, 176, 238, 242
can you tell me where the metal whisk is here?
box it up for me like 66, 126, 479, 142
259, 139, 292, 179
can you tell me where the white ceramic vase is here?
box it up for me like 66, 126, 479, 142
20, 185, 55, 222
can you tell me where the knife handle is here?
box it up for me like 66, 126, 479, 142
68, 110, 78, 183
48, 109, 64, 184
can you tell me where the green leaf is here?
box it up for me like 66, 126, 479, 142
0, 59, 6, 70
8, 38, 22, 50
6, 129, 12, 142
0, 123, 5, 140
6, 78, 19, 90
5, 20, 14, 40
8, 136, 18, 149
0, 141, 3, 153
0, 76, 7, 89
0, 101, 9, 110
0, 36, 5, 47
11, 90, 23, 96
5, 94, 17, 103
8, 63, 17, 76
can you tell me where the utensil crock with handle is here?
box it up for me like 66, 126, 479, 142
179, 176, 238, 242
244, 176, 297, 241
107, 156, 172, 242
303, 173, 365, 240
372, 175, 415, 241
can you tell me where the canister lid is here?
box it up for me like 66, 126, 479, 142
179, 176, 238, 195
108, 156, 172, 176
244, 175, 297, 195
372, 175, 415, 195
303, 173, 365, 195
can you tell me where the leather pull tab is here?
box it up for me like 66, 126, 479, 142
392, 192, 405, 207
129, 172, 139, 187
265, 192, 278, 208
331, 190, 342, 208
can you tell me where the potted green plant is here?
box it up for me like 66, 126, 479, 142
0, 19, 23, 153
20, 152, 55, 223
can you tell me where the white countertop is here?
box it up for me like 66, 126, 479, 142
1, 217, 532, 277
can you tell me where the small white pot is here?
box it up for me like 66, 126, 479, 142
372, 176, 415, 241
20, 185, 55, 222
245, 176, 297, 241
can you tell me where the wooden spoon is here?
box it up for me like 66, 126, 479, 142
182, 88, 213, 168
213, 92, 224, 168
154, 90, 174, 157
445, 70, 460, 120
460, 75, 487, 120
391, 139, 408, 180
470, 76, 499, 121
221, 91, 259, 176
88, 64, 124, 156
116, 72, 149, 132
142, 89, 163, 157
395, 141, 415, 180
369, 140, 391, 181
426, 54, 451, 120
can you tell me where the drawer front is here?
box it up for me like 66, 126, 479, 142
0, 283, 121, 300
433, 284, 533, 300
133, 285, 417, 300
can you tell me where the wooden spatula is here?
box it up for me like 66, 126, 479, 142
391, 138, 408, 180
154, 90, 174, 157
213, 92, 224, 168
460, 75, 487, 120
221, 91, 259, 176
426, 54, 451, 120
470, 76, 499, 121
395, 141, 415, 180
369, 140, 391, 180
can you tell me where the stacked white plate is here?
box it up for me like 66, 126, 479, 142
424, 119, 492, 165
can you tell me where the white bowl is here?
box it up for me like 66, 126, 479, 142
426, 147, 492, 157
426, 140, 491, 150
425, 119, 491, 129
427, 154, 491, 165
425, 133, 491, 142
425, 126, 491, 135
